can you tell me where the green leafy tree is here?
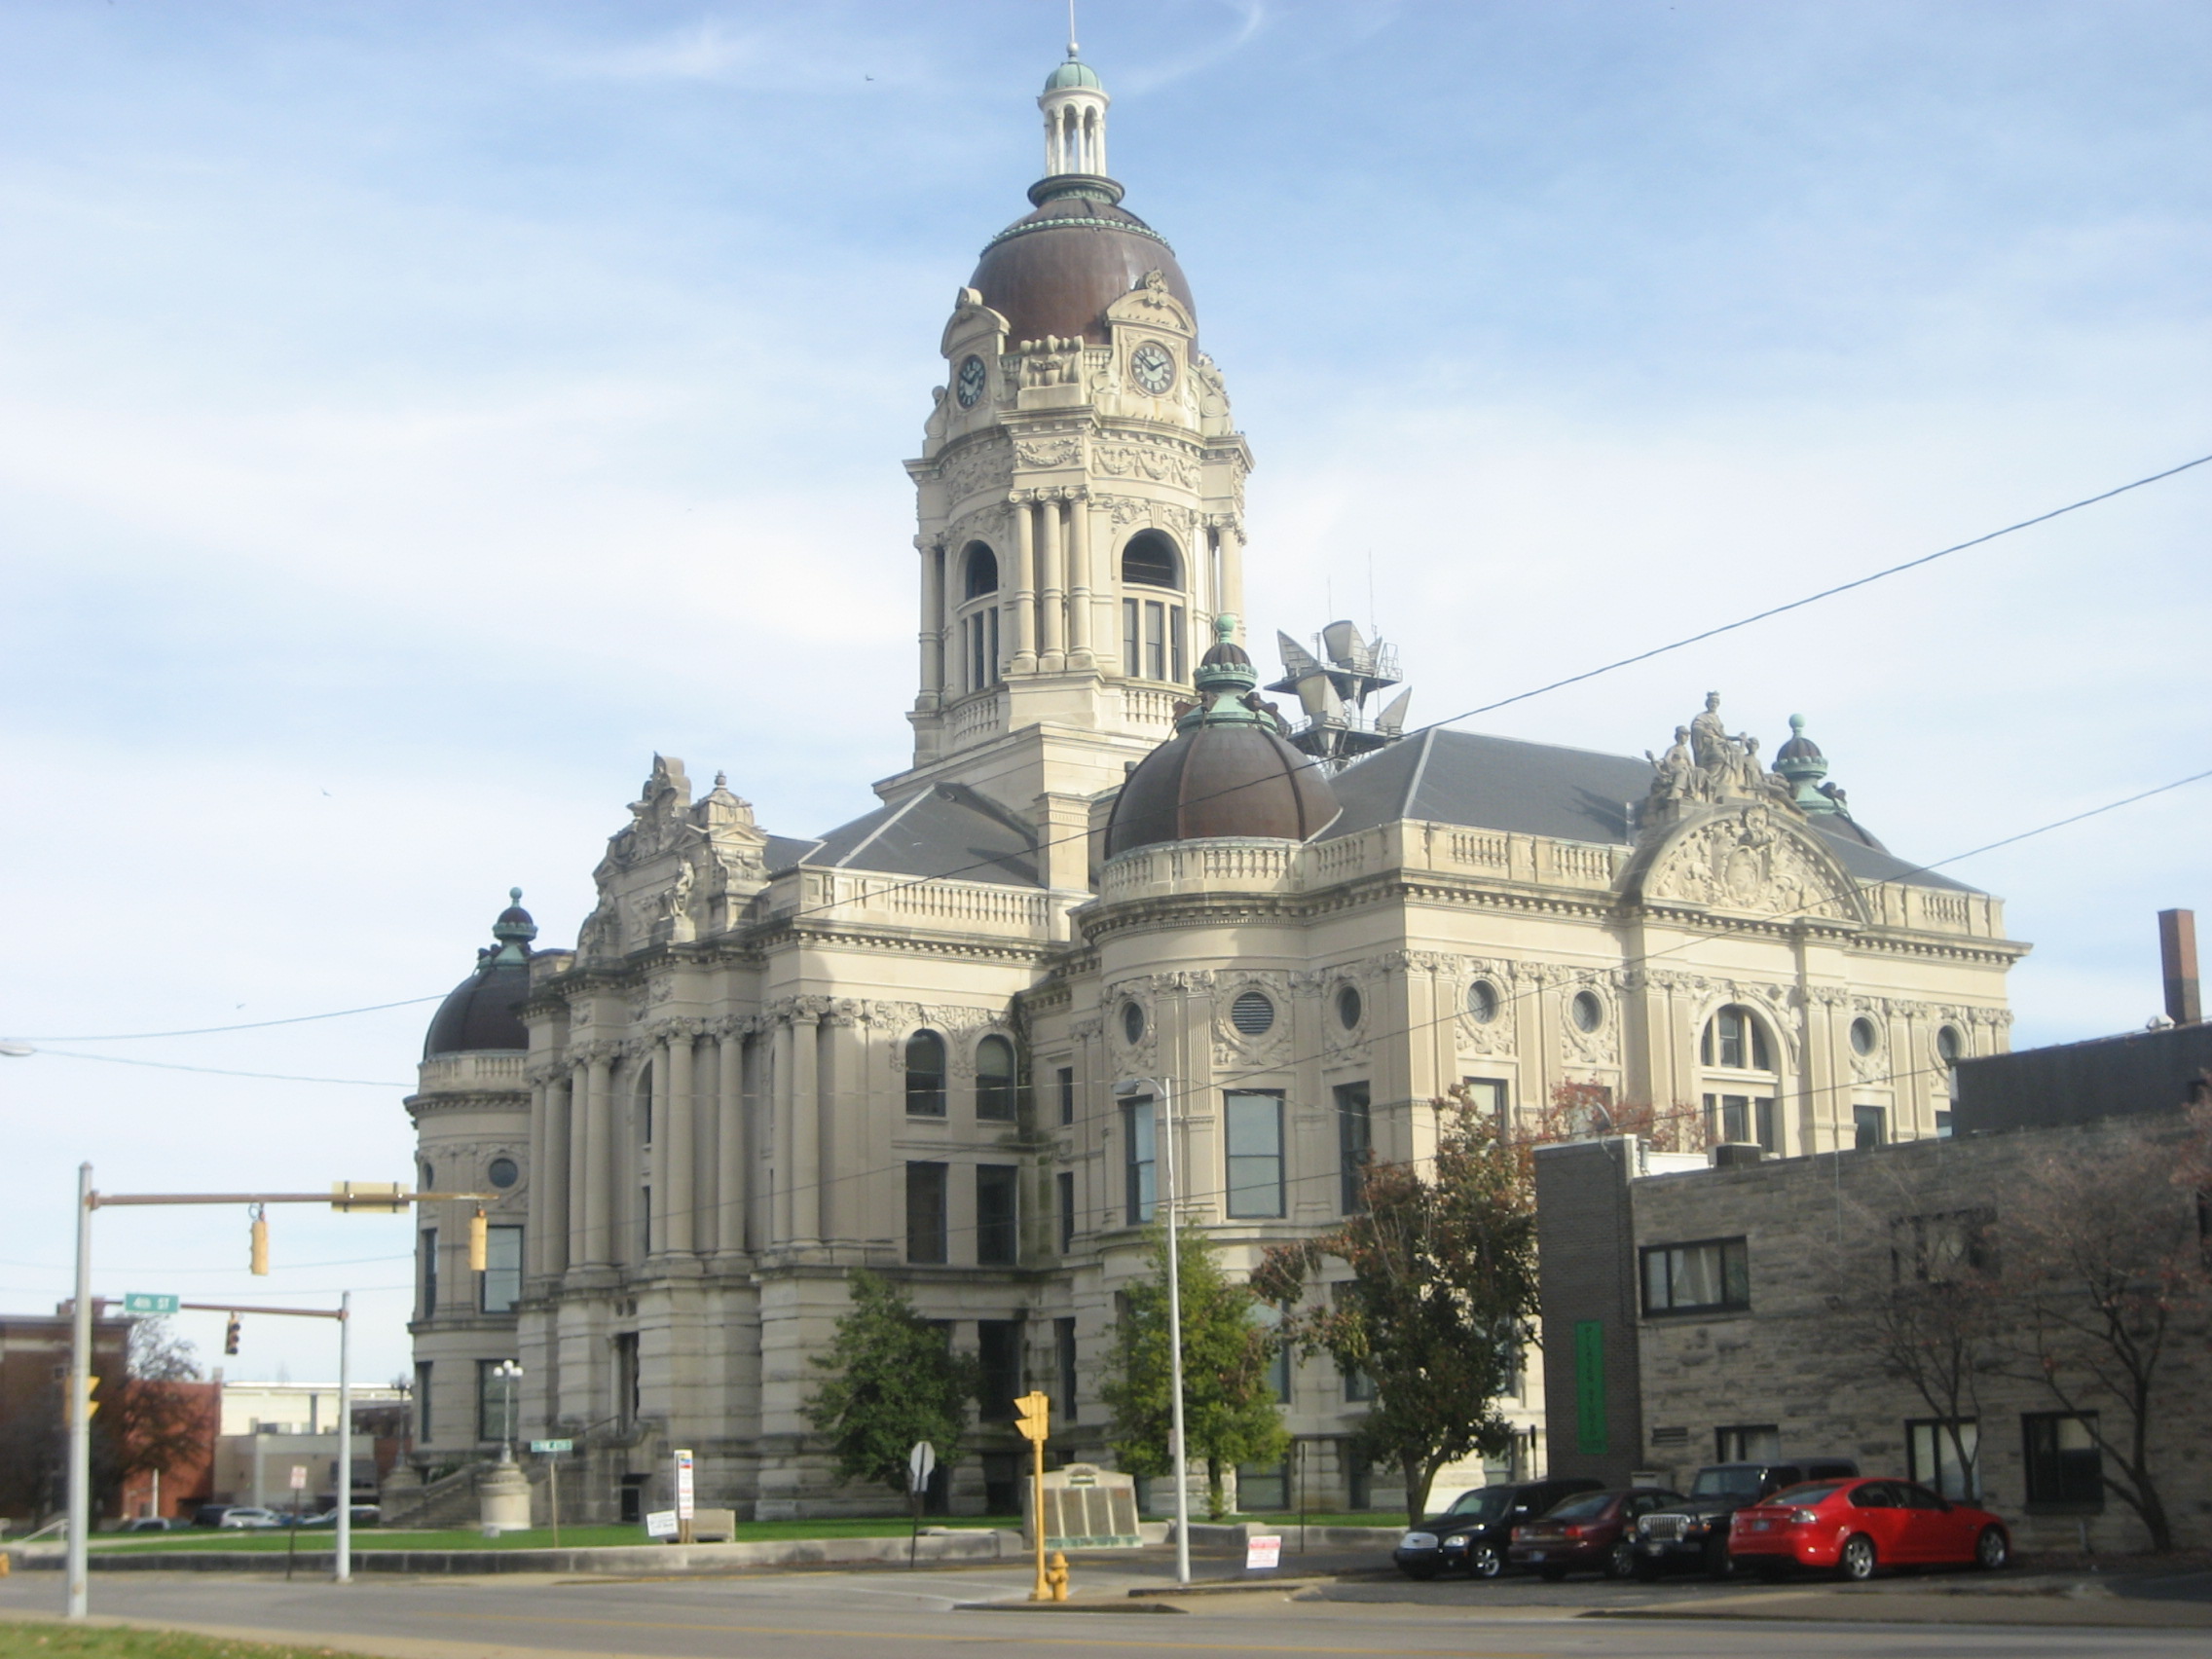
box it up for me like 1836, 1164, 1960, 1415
1101, 1226, 1289, 1520
804, 1271, 980, 1499
1251, 1093, 1538, 1527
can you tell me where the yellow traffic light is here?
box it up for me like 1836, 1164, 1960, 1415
249, 1208, 270, 1275
1013, 1389, 1051, 1444
65, 1374, 99, 1426
468, 1207, 488, 1272
224, 1314, 241, 1356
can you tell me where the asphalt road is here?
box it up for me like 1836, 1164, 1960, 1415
6, 1560, 2210, 1659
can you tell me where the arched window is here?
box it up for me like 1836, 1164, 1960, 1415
1120, 532, 1186, 682
1700, 1005, 1778, 1151
958, 542, 1002, 694
976, 1035, 1019, 1122
964, 541, 999, 598
905, 1030, 947, 1117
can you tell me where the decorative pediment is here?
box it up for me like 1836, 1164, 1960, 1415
1627, 802, 1868, 925
940, 287, 1011, 357
1104, 271, 1196, 338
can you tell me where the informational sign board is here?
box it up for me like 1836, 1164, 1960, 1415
288, 1465, 308, 1492
674, 1449, 696, 1521
1244, 1534, 1282, 1571
907, 1441, 937, 1493
122, 1293, 179, 1315
645, 1509, 680, 1538
530, 1438, 573, 1455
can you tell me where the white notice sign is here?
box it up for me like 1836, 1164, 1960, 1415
674, 1449, 696, 1521
288, 1465, 308, 1492
1244, 1534, 1282, 1570
645, 1509, 680, 1538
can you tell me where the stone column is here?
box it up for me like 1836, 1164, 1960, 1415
790, 1006, 823, 1245
647, 1044, 672, 1257
816, 1011, 850, 1245
1067, 493, 1093, 668
582, 1051, 613, 1267
525, 1076, 551, 1279
770, 1019, 794, 1247
666, 1026, 696, 1255
715, 1029, 747, 1258
1039, 497, 1065, 670
1216, 519, 1246, 621
1011, 499, 1038, 673
566, 1060, 589, 1272
918, 540, 945, 708
535, 1073, 571, 1278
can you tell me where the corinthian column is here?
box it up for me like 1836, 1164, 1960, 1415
666, 1027, 696, 1254
581, 1051, 613, 1267
1216, 519, 1246, 620
1067, 494, 1093, 668
917, 540, 945, 708
715, 1029, 747, 1258
790, 1007, 822, 1246
534, 1073, 571, 1278
1039, 498, 1065, 670
1011, 499, 1038, 674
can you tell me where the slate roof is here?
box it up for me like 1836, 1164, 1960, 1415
792, 783, 1040, 888
1326, 728, 1976, 896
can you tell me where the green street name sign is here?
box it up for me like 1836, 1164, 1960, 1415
530, 1439, 573, 1455
122, 1294, 180, 1315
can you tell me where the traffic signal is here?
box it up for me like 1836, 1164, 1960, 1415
249, 1207, 269, 1275
1013, 1389, 1050, 1444
468, 1207, 488, 1272
224, 1314, 241, 1356
65, 1374, 99, 1426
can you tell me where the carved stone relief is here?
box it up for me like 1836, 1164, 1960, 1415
1643, 805, 1858, 921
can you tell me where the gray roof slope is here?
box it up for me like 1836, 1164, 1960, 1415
1324, 728, 1975, 895
796, 783, 1040, 888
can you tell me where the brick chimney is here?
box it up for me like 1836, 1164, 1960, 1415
2158, 908, 2200, 1025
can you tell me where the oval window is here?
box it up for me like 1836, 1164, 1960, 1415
1570, 990, 1604, 1033
487, 1156, 519, 1190
1467, 980, 1499, 1024
1850, 1016, 1879, 1056
1336, 984, 1363, 1030
1122, 1001, 1146, 1046
1936, 1025, 1963, 1065
1230, 991, 1274, 1037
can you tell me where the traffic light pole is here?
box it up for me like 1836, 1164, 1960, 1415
65, 1163, 92, 1620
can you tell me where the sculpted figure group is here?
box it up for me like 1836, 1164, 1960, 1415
1646, 694, 1795, 810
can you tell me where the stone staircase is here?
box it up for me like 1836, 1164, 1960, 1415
380, 1459, 531, 1530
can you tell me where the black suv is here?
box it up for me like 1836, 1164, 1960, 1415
1633, 1458, 1859, 1579
1393, 1477, 1604, 1579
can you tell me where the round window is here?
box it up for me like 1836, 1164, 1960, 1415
1467, 980, 1499, 1024
487, 1156, 519, 1190
1336, 984, 1363, 1030
1230, 991, 1274, 1037
1850, 1016, 1879, 1056
1122, 1001, 1146, 1046
1569, 990, 1604, 1033
1936, 1025, 1963, 1065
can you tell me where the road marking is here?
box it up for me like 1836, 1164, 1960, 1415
440, 1608, 1550, 1656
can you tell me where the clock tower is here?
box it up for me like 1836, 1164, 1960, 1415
894, 48, 1252, 846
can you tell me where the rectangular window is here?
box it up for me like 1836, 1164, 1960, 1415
1253, 1303, 1290, 1403
1704, 1093, 1777, 1150
977, 1319, 1022, 1422
414, 1361, 432, 1441
976, 1163, 1019, 1266
2023, 1413, 2103, 1508
1332, 1284, 1373, 1400
1854, 1104, 1888, 1149
1906, 1419, 1980, 1500
1144, 600, 1166, 681
480, 1225, 524, 1314
905, 1161, 948, 1264
1124, 1100, 1157, 1225
640, 1183, 651, 1257
1055, 1316, 1079, 1423
1225, 1090, 1285, 1219
1573, 1320, 1607, 1456
420, 1229, 438, 1318
613, 1332, 639, 1428
1237, 1460, 1288, 1512
1715, 1424, 1782, 1463
1460, 1076, 1509, 1127
1641, 1236, 1751, 1315
1335, 1082, 1372, 1214
1057, 1169, 1076, 1254
1057, 1065, 1076, 1126
1935, 1111, 1954, 1139
1895, 1208, 1997, 1282
1122, 598, 1139, 678
477, 1358, 516, 1444
1169, 605, 1186, 682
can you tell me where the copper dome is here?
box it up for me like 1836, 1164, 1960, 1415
423, 890, 535, 1058
971, 188, 1197, 347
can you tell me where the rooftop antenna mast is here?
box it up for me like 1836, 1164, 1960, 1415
1068, 0, 1079, 55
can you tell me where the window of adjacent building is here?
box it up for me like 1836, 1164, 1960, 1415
480, 1225, 524, 1314
1336, 983, 1362, 1029
487, 1156, 519, 1190
1906, 1419, 1980, 1500
1467, 979, 1500, 1023
1056, 1065, 1076, 1126
977, 1319, 1022, 1421
1124, 1099, 1156, 1226
1057, 1169, 1076, 1253
976, 1036, 1019, 1122
414, 1361, 432, 1441
1335, 1082, 1372, 1214
1230, 990, 1275, 1036
1055, 1316, 1079, 1423
1237, 1460, 1289, 1512
905, 1030, 947, 1117
1854, 1104, 1888, 1149
1715, 1424, 1781, 1463
1893, 1208, 1997, 1283
1460, 1076, 1509, 1127
905, 1161, 949, 1264
1225, 1090, 1285, 1219
1936, 1111, 1955, 1138
477, 1358, 517, 1444
976, 1163, 1019, 1266
1252, 1302, 1291, 1403
2023, 1413, 2102, 1508
1641, 1236, 1751, 1315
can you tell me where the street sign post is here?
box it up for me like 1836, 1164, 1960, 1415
532, 1441, 572, 1548
286, 1465, 308, 1581
529, 1439, 573, 1454
674, 1449, 695, 1544
121, 1293, 179, 1315
905, 1441, 937, 1570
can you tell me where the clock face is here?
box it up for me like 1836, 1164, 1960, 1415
1129, 341, 1176, 396
955, 354, 987, 409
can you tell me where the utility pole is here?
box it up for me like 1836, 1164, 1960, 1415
1114, 1077, 1190, 1585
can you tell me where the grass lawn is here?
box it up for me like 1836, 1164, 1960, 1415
0, 1623, 378, 1658
92, 1518, 1019, 1554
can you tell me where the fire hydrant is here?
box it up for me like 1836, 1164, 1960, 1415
1046, 1550, 1069, 1602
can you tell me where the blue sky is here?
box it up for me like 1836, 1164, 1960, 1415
2, 0, 2206, 1384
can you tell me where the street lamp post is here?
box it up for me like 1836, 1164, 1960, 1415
494, 1360, 523, 1462
1114, 1076, 1190, 1586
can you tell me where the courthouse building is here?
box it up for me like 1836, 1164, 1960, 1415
405, 51, 2025, 1520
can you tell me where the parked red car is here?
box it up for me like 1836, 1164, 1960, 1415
1728, 1478, 2009, 1580
1507, 1488, 1685, 1581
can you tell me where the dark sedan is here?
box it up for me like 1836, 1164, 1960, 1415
1507, 1487, 1685, 1580
1392, 1477, 1603, 1579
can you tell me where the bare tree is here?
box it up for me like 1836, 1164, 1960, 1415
1993, 1115, 2212, 1552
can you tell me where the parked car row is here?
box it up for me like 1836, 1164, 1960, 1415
173, 1503, 382, 1530
1394, 1461, 2010, 1585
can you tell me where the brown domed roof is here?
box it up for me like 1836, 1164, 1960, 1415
423, 891, 535, 1058
1105, 722, 1339, 858
971, 189, 1197, 347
